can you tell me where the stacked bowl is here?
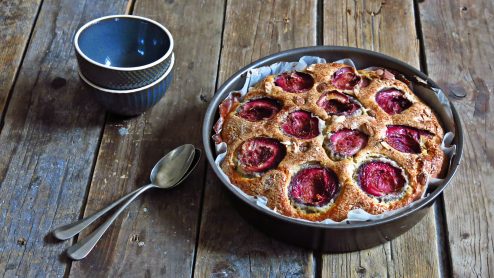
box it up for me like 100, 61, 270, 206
74, 15, 174, 116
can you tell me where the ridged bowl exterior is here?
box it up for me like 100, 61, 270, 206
76, 52, 172, 90
79, 54, 174, 116
88, 72, 172, 116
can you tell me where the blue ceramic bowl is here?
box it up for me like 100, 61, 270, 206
79, 53, 174, 116
75, 15, 173, 90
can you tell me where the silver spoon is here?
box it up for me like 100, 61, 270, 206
52, 147, 201, 242
65, 145, 197, 260
52, 147, 200, 241
53, 144, 196, 260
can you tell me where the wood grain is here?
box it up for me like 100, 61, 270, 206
68, 0, 225, 277
194, 0, 317, 277
322, 1, 440, 277
0, 0, 41, 116
0, 0, 128, 277
419, 0, 494, 277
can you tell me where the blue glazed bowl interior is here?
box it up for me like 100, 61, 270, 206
77, 17, 171, 68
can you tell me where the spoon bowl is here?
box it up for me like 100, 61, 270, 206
151, 144, 195, 188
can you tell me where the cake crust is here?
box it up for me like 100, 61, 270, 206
217, 63, 446, 222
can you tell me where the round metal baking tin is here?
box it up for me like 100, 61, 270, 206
202, 46, 463, 252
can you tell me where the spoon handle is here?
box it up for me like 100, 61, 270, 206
66, 184, 155, 260
52, 185, 154, 240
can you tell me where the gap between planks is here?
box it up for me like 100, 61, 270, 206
191, 0, 229, 277
0, 0, 44, 135
413, 1, 453, 276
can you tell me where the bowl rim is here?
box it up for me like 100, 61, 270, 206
79, 53, 174, 94
202, 45, 464, 230
74, 14, 174, 71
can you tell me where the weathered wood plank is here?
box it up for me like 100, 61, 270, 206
0, 0, 128, 276
69, 0, 225, 277
420, 0, 494, 277
0, 0, 41, 116
322, 1, 441, 277
194, 0, 317, 277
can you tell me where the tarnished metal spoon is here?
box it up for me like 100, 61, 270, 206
65, 145, 198, 260
52, 144, 197, 260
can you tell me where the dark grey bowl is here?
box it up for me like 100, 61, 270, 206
202, 46, 464, 252
80, 53, 174, 116
75, 15, 173, 90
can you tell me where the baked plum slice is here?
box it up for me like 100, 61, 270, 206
385, 125, 432, 154
326, 129, 368, 159
317, 91, 361, 116
274, 72, 315, 93
357, 161, 406, 197
289, 167, 339, 207
238, 98, 281, 122
281, 110, 320, 139
237, 138, 286, 173
375, 88, 412, 115
331, 67, 361, 90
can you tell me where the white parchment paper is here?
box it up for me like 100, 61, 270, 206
213, 56, 456, 224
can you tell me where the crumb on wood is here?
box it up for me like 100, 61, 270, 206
118, 127, 129, 136
143, 207, 148, 212
17, 237, 27, 246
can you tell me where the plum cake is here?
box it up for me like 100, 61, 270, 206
214, 63, 446, 222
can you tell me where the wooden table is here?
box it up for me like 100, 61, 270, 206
0, 0, 492, 277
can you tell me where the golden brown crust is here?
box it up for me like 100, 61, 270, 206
218, 63, 446, 222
